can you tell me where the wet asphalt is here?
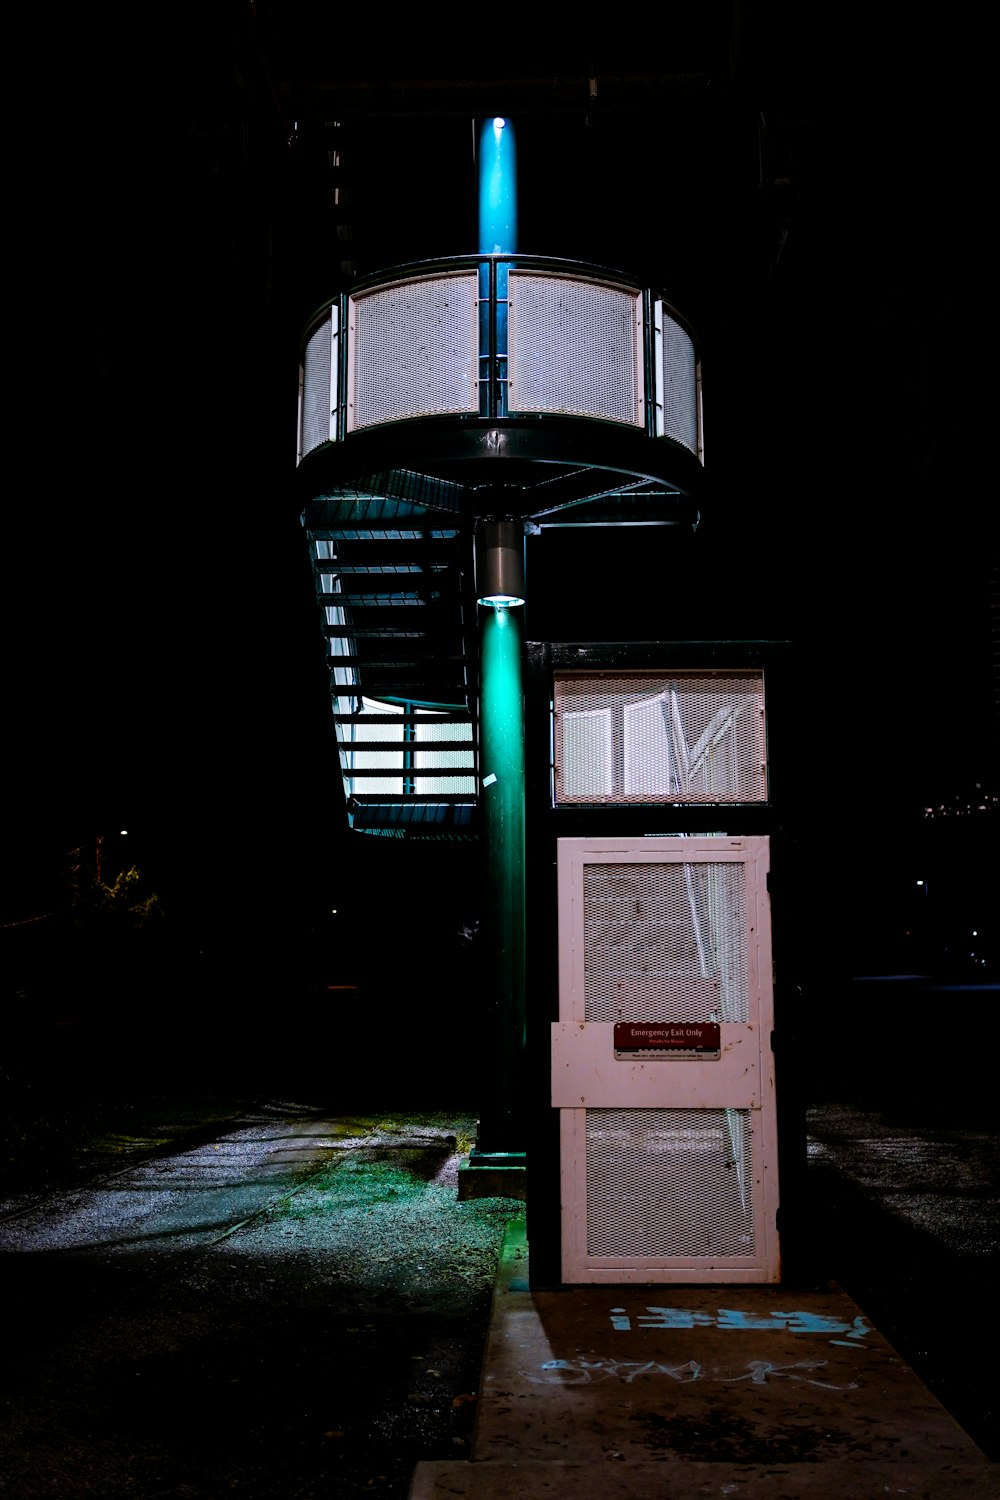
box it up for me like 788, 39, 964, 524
0, 1094, 997, 1498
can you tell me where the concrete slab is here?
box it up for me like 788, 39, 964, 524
410, 1457, 996, 1498
411, 1218, 998, 1498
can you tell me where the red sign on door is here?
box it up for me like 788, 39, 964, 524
613, 1021, 721, 1055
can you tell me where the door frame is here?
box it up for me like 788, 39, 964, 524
553, 835, 780, 1283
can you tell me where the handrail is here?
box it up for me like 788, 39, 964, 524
297, 253, 702, 459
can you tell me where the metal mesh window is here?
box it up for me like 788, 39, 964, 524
338, 699, 475, 796
300, 312, 336, 457
582, 860, 749, 1024
507, 272, 643, 425
586, 1106, 755, 1258
658, 307, 699, 455
347, 273, 479, 431
554, 671, 767, 804
414, 717, 476, 794
340, 699, 404, 793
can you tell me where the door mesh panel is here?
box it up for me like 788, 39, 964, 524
586, 1107, 755, 1258
348, 273, 479, 430
583, 861, 749, 1023
508, 272, 642, 424
554, 671, 766, 804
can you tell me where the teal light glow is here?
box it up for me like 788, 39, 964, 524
478, 599, 526, 1149
477, 117, 516, 419
478, 117, 517, 255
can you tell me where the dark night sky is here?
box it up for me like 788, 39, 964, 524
5, 7, 996, 972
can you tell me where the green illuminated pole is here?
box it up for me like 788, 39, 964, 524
473, 124, 526, 1158
477, 580, 526, 1153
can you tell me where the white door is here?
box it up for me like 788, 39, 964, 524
552, 836, 779, 1283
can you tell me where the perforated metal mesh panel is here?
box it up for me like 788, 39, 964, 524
301, 313, 335, 457
414, 718, 475, 794
348, 273, 479, 431
586, 1106, 755, 1257
583, 860, 749, 1024
660, 310, 699, 454
554, 671, 766, 804
507, 272, 643, 425
339, 701, 475, 795
557, 836, 778, 1282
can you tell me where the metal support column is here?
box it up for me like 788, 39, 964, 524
465, 519, 527, 1176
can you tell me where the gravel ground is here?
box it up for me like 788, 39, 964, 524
2, 1092, 997, 1497
0, 1101, 524, 1500
804, 1102, 1000, 1460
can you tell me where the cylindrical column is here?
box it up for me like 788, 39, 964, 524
471, 126, 525, 1159
476, 517, 525, 606
478, 117, 517, 254
478, 117, 516, 422
475, 519, 526, 1153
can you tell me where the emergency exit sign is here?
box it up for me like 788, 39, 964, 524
614, 1021, 721, 1058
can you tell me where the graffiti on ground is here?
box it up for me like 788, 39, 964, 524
533, 1357, 858, 1391
609, 1306, 872, 1347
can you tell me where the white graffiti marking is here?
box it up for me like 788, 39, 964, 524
537, 1358, 703, 1385
533, 1356, 858, 1392
722, 1359, 858, 1391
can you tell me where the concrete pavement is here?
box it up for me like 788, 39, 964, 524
411, 1217, 998, 1498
